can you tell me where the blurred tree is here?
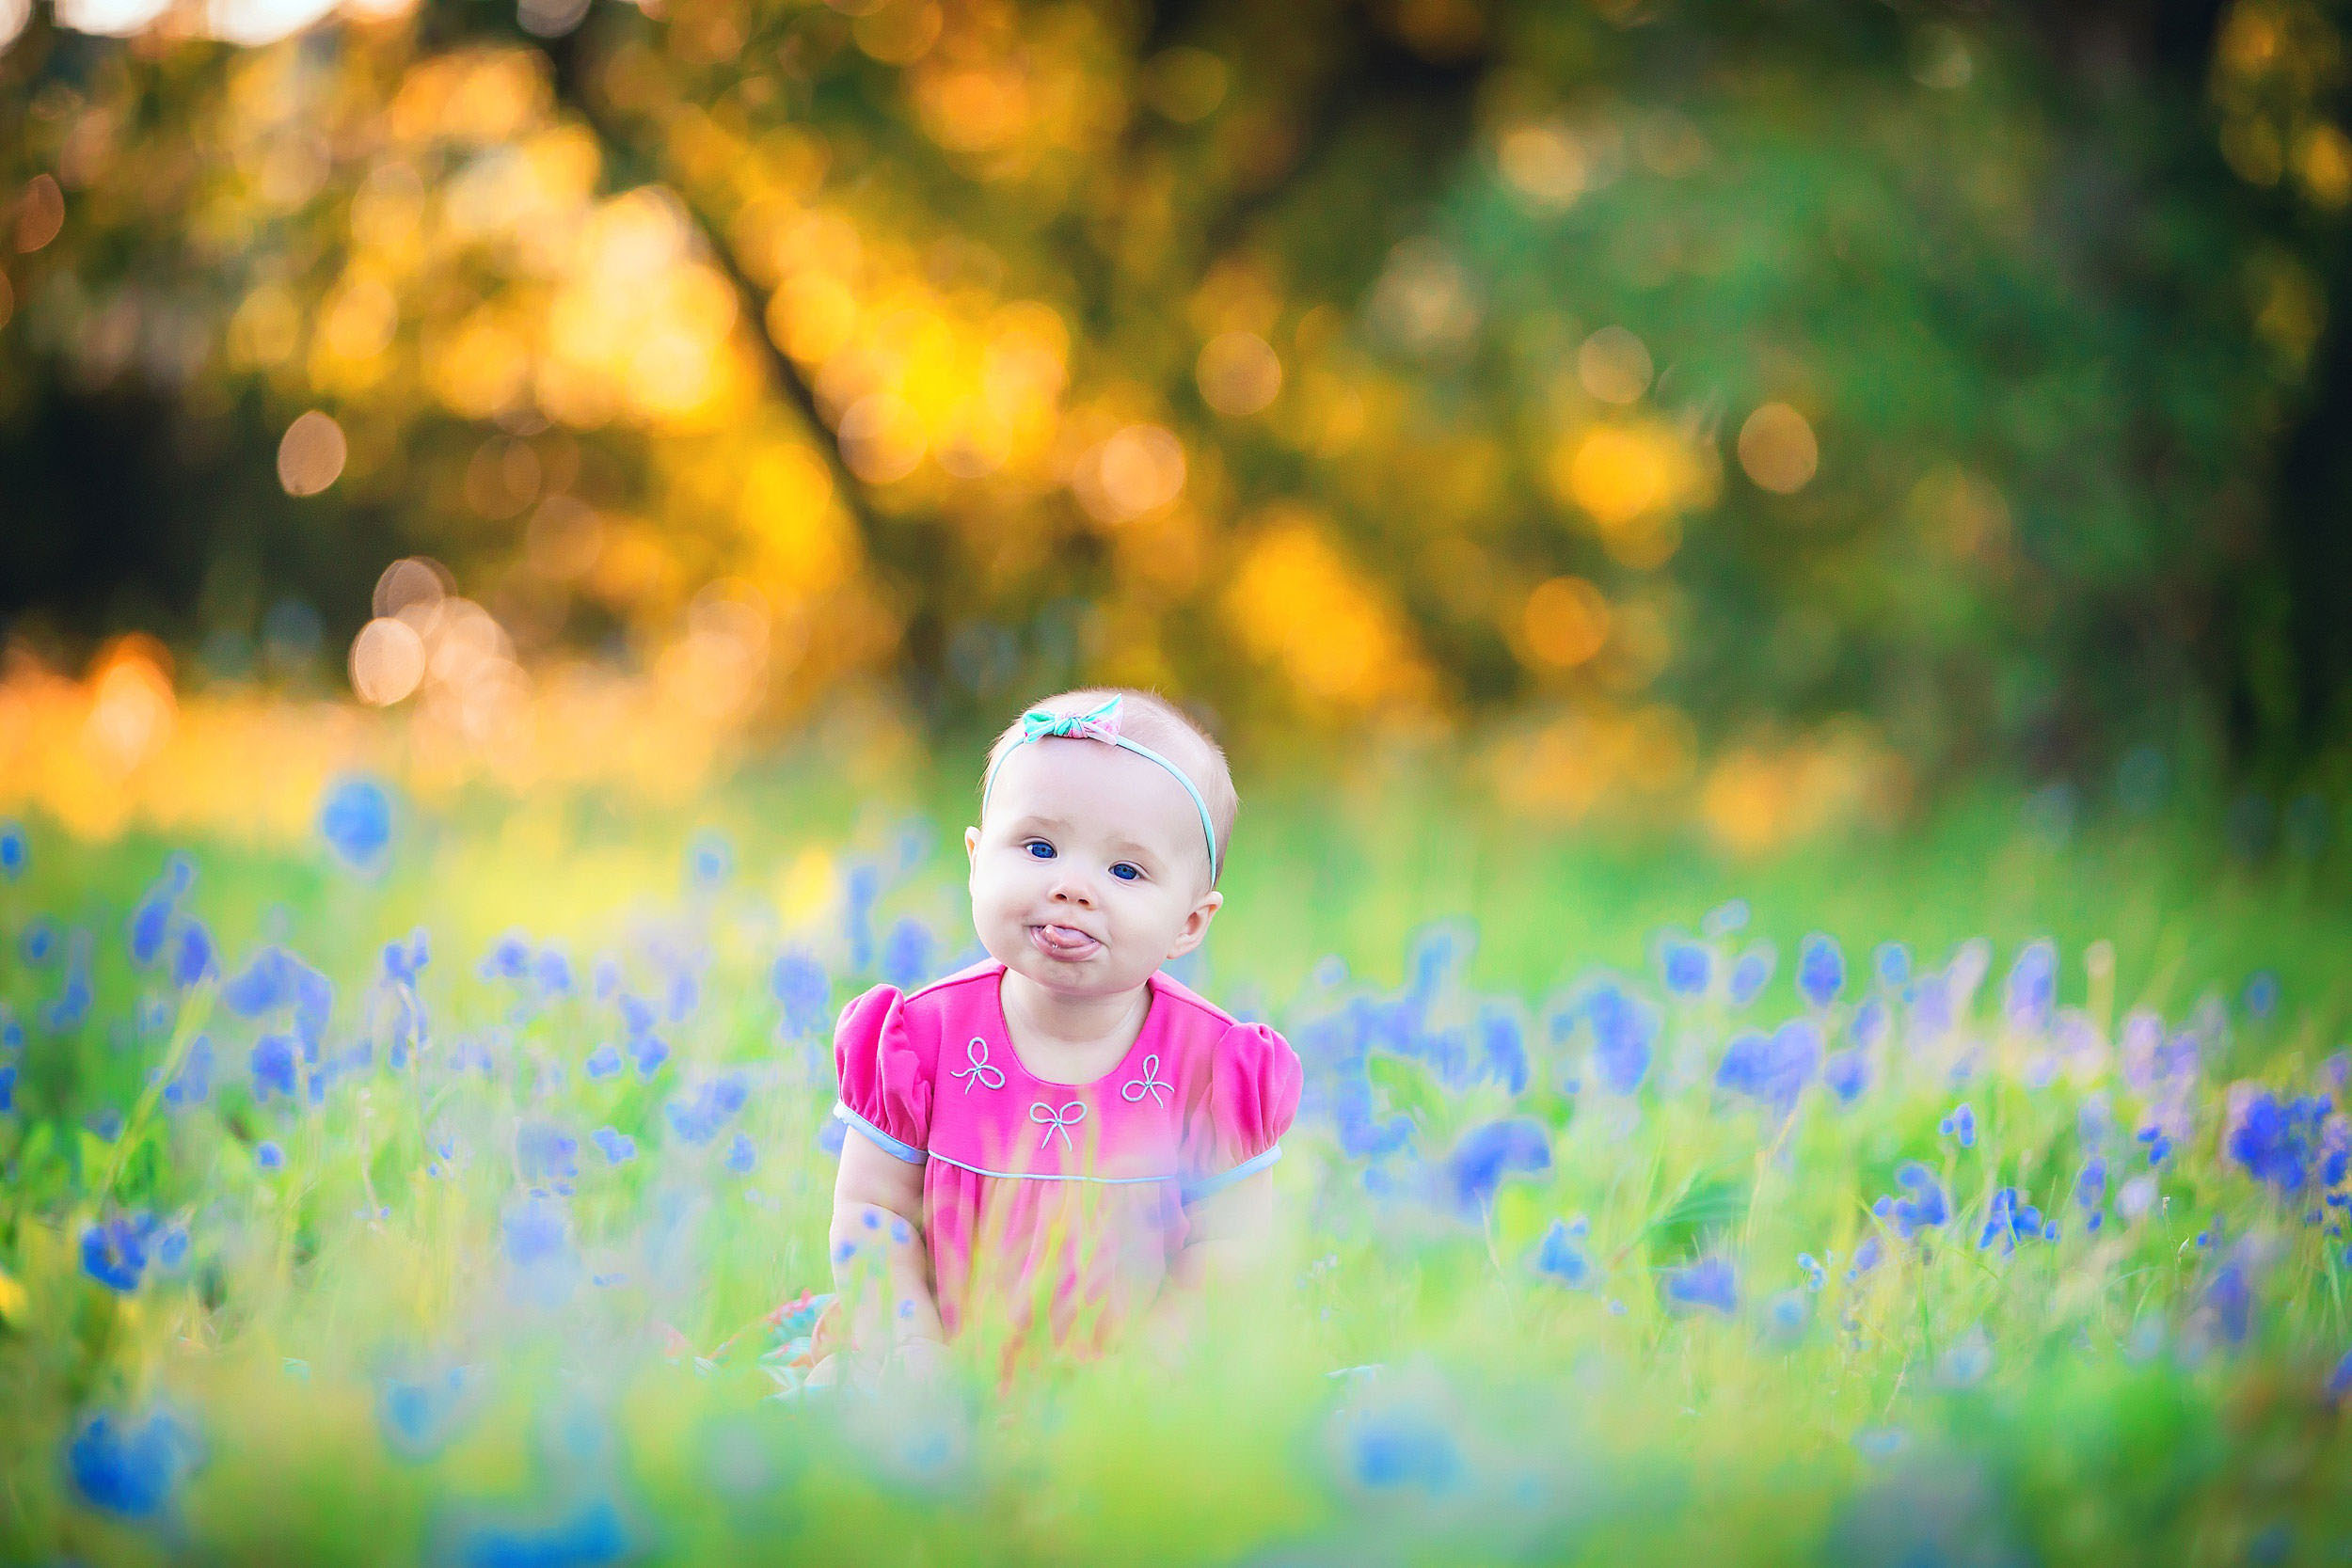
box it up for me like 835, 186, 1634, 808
0, 0, 2344, 793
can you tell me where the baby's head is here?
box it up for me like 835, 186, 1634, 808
964, 688, 1237, 999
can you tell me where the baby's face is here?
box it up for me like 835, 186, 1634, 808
965, 736, 1222, 1001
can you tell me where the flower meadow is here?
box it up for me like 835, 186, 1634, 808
3, 783, 2352, 1567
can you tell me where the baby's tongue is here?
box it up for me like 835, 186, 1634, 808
1039, 924, 1096, 953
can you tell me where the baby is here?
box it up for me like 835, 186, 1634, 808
807, 687, 1302, 1386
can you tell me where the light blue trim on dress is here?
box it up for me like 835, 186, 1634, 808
1179, 1144, 1281, 1205
833, 1101, 925, 1165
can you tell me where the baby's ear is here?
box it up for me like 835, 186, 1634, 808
963, 826, 980, 863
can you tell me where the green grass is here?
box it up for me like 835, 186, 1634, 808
2, 763, 2350, 1565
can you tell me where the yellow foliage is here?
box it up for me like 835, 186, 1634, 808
1222, 515, 1432, 714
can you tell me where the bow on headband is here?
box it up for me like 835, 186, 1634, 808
982, 694, 1221, 882
1020, 694, 1122, 743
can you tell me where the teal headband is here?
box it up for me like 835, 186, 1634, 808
979, 694, 1220, 883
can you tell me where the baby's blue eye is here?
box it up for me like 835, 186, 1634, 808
1110, 863, 1141, 882
1025, 841, 1055, 860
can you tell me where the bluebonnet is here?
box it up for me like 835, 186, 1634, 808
221, 945, 333, 1046
533, 947, 575, 996
1701, 899, 1748, 937
2205, 1262, 2252, 1344
170, 920, 215, 990
127, 855, 194, 968
480, 932, 533, 983
2137, 1122, 2176, 1166
593, 1127, 635, 1164
453, 1497, 628, 1568
1848, 1234, 1885, 1278
2075, 1157, 2106, 1232
770, 952, 830, 1037
318, 776, 393, 869
517, 1122, 580, 1192
1659, 938, 1711, 998
161, 1036, 213, 1107
378, 1363, 483, 1460
1765, 1289, 1809, 1343
1585, 984, 1657, 1094
881, 918, 933, 990
1821, 1049, 1869, 1104
502, 1195, 575, 1284
1850, 994, 1888, 1050
1873, 942, 1911, 989
724, 1132, 757, 1173
664, 1072, 748, 1146
818, 1117, 847, 1155
844, 862, 882, 973
1531, 1216, 1592, 1288
1727, 943, 1776, 1007
0, 1062, 14, 1114
1661, 1256, 1738, 1314
1797, 1252, 1827, 1290
584, 1046, 621, 1081
2225, 1088, 2332, 1196
1873, 1163, 1950, 1238
19, 916, 57, 965
688, 830, 734, 890
2005, 940, 2057, 1034
383, 928, 430, 985
1344, 1412, 1462, 1495
1716, 1020, 1820, 1111
65, 1406, 200, 1517
2244, 972, 2280, 1021
42, 931, 93, 1033
1939, 1102, 1977, 1148
81, 1211, 161, 1291
1440, 1117, 1550, 1217
2327, 1350, 2352, 1403
250, 1033, 321, 1103
1796, 934, 1844, 1008
1477, 1006, 1529, 1095
0, 819, 24, 879
256, 1141, 284, 1170
1977, 1187, 2046, 1253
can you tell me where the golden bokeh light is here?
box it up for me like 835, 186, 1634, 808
1077, 423, 1187, 523
349, 617, 428, 705
1197, 331, 1284, 417
837, 391, 927, 483
277, 410, 349, 497
1578, 325, 1654, 404
1738, 402, 1820, 493
1224, 515, 1429, 710
1520, 577, 1612, 669
1497, 121, 1589, 211
13, 174, 65, 253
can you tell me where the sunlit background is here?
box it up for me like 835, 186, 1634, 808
7, 0, 2352, 1563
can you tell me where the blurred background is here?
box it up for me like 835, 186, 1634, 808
3, 0, 2350, 854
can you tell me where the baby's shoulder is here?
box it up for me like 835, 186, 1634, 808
1149, 967, 1251, 1058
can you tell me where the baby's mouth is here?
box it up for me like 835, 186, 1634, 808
1030, 923, 1103, 960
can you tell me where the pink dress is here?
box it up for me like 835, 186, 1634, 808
831, 958, 1303, 1355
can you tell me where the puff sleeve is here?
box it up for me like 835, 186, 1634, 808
1179, 1020, 1304, 1205
830, 984, 930, 1164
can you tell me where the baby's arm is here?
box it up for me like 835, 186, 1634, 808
813, 1132, 946, 1382
1139, 1165, 1277, 1357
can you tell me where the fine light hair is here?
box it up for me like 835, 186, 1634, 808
978, 687, 1239, 891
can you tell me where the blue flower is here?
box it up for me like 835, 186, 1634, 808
1822, 1048, 1869, 1104
1796, 934, 1844, 1008
1477, 1006, 1529, 1095
584, 1045, 621, 1081
1764, 1288, 1809, 1343
770, 952, 830, 1037
881, 918, 934, 991
1661, 1256, 1738, 1314
81, 1212, 158, 1291
1939, 1102, 1977, 1148
2225, 1088, 2329, 1196
502, 1196, 572, 1269
1531, 1216, 1592, 1288
250, 1033, 310, 1102
724, 1132, 757, 1173
0, 1062, 14, 1114
517, 1122, 580, 1191
1716, 1020, 1821, 1110
1874, 1163, 1949, 1239
453, 1496, 628, 1568
161, 1036, 213, 1107
2004, 940, 2057, 1034
1441, 1117, 1551, 1217
377, 1364, 481, 1460
1585, 984, 1657, 1094
2326, 1349, 2352, 1404
533, 948, 575, 996
19, 917, 57, 966
481, 932, 533, 983
663, 1073, 747, 1146
1727, 943, 1776, 1007
170, 920, 216, 990
0, 820, 24, 879
256, 1141, 284, 1170
317, 776, 394, 870
41, 932, 93, 1034
1797, 1252, 1827, 1290
1848, 1235, 1884, 1277
1344, 1412, 1462, 1495
1701, 899, 1748, 937
64, 1407, 199, 1517
688, 831, 734, 890
1873, 942, 1911, 989
126, 855, 193, 968
1659, 939, 1711, 998
2205, 1262, 2252, 1344
2244, 972, 2280, 1021
382, 928, 430, 985
1976, 1186, 2045, 1253
593, 1127, 635, 1165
